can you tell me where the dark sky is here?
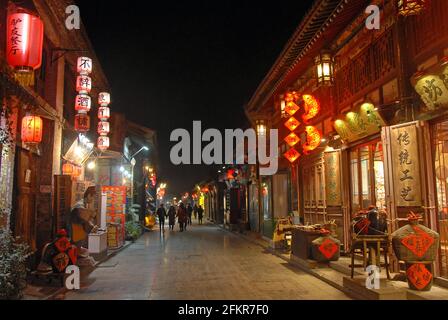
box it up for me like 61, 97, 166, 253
75, 0, 313, 195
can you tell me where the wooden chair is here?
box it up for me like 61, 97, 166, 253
350, 234, 391, 280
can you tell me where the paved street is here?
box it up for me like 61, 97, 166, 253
63, 222, 351, 300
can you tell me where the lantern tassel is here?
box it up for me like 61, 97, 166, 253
14, 70, 35, 86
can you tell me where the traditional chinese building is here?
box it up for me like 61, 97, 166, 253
0, 0, 110, 267
245, 0, 448, 281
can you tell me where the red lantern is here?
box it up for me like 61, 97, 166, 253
227, 169, 235, 180
74, 94, 91, 112
77, 57, 92, 75
284, 148, 301, 163
97, 121, 110, 135
6, 12, 44, 86
74, 113, 90, 132
98, 107, 110, 120
284, 117, 300, 132
97, 136, 110, 150
303, 126, 322, 154
62, 163, 74, 175
302, 94, 320, 122
285, 91, 300, 103
21, 115, 42, 144
284, 132, 300, 147
98, 92, 110, 107
72, 165, 82, 178
76, 75, 92, 94
398, 0, 430, 16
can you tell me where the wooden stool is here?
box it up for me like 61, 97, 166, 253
350, 235, 391, 280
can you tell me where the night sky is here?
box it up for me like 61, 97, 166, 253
75, 0, 314, 195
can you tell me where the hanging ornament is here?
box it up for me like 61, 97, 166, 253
284, 132, 301, 147
98, 107, 110, 120
77, 57, 92, 75
97, 121, 110, 135
74, 94, 91, 112
303, 125, 322, 154
76, 75, 92, 94
6, 12, 44, 86
284, 148, 301, 163
62, 163, 74, 175
284, 91, 300, 103
97, 136, 110, 150
284, 117, 301, 132
21, 114, 43, 144
98, 92, 110, 106
302, 94, 320, 122
285, 101, 300, 116
74, 113, 90, 132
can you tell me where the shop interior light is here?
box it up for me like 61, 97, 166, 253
119, 166, 125, 172
87, 161, 96, 170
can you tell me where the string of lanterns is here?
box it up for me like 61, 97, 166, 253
74, 56, 92, 133
97, 92, 111, 151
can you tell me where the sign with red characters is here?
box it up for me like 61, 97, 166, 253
318, 238, 339, 259
401, 226, 435, 258
406, 263, 433, 290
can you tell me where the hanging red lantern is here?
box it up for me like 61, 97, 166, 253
62, 163, 74, 175
303, 125, 322, 154
284, 132, 300, 147
284, 117, 300, 132
97, 136, 110, 151
76, 57, 92, 75
98, 92, 111, 106
98, 106, 110, 120
21, 115, 43, 144
74, 94, 91, 112
74, 113, 90, 132
284, 148, 301, 163
302, 94, 320, 122
76, 75, 92, 94
398, 0, 430, 16
6, 12, 44, 86
97, 121, 110, 135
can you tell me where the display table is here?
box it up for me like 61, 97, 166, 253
291, 228, 322, 260
88, 231, 108, 260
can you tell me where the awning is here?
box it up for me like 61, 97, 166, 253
63, 134, 94, 166
333, 102, 386, 144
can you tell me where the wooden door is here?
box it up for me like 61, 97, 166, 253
13, 148, 39, 252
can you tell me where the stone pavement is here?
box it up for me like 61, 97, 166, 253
62, 222, 351, 300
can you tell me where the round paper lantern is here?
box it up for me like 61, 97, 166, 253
62, 163, 74, 175
98, 92, 110, 107
74, 94, 91, 113
74, 113, 90, 132
76, 75, 92, 94
98, 106, 110, 120
97, 136, 110, 150
6, 12, 44, 86
303, 126, 322, 154
21, 115, 43, 144
97, 121, 110, 135
76, 57, 92, 75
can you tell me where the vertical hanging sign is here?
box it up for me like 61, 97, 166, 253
390, 123, 422, 207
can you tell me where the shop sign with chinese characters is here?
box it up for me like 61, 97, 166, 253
324, 151, 342, 206
390, 123, 422, 207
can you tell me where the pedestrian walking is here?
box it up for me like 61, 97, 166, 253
156, 203, 167, 233
176, 203, 188, 232
167, 205, 176, 231
186, 203, 193, 225
193, 204, 198, 220
197, 205, 204, 225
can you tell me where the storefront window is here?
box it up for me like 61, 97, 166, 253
432, 121, 448, 278
350, 140, 385, 217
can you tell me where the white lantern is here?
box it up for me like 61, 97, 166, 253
98, 106, 110, 120
76, 75, 92, 94
97, 121, 110, 136
98, 92, 110, 107
77, 57, 92, 75
97, 136, 110, 150
74, 94, 91, 113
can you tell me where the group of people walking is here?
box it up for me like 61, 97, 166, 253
156, 202, 204, 233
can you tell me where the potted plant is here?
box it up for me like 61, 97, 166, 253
0, 228, 31, 299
